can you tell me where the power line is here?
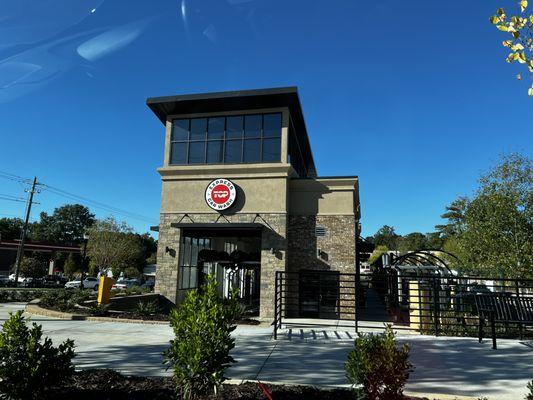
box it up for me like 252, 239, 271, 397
0, 169, 157, 224
0, 193, 27, 203
0, 170, 31, 184
40, 184, 158, 224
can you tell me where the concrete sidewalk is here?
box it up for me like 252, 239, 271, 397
1, 302, 532, 399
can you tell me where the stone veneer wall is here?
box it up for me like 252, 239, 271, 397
287, 215, 356, 273
155, 212, 287, 319
287, 215, 357, 319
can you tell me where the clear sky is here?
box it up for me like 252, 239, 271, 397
0, 0, 531, 238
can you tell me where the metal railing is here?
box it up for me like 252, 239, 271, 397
273, 270, 533, 340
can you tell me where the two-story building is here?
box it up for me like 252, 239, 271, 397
147, 87, 360, 320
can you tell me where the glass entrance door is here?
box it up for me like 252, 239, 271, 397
299, 270, 340, 318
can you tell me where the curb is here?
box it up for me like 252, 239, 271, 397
226, 379, 480, 400
25, 302, 169, 325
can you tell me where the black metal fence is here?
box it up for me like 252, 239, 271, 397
273, 270, 533, 340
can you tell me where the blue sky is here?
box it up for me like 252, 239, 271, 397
0, 0, 531, 238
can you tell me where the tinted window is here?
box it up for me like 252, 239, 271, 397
262, 138, 281, 162
244, 115, 262, 138
243, 139, 261, 162
263, 113, 282, 137
172, 119, 189, 140
170, 142, 188, 164
190, 118, 207, 140
224, 139, 242, 163
188, 141, 205, 164
169, 113, 282, 165
208, 117, 224, 140
207, 140, 223, 163
226, 116, 243, 139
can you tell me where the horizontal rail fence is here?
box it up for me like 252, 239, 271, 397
273, 270, 533, 339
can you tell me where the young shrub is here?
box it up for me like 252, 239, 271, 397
134, 300, 160, 317
0, 310, 75, 399
163, 276, 239, 400
345, 325, 413, 400
526, 380, 533, 400
40, 289, 90, 312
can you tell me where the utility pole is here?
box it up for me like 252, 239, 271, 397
13, 177, 38, 287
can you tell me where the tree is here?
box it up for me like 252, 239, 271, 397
32, 204, 95, 244
373, 225, 400, 250
489, 2, 533, 95
86, 217, 145, 277
368, 245, 389, 265
63, 253, 81, 278
397, 232, 428, 254
435, 197, 470, 238
438, 154, 533, 277
17, 257, 47, 279
0, 217, 23, 241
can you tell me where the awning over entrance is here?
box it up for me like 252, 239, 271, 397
170, 222, 264, 237
170, 223, 264, 230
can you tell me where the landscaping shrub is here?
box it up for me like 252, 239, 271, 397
345, 325, 413, 400
0, 310, 75, 400
40, 289, 90, 312
0, 289, 45, 303
134, 300, 161, 317
163, 276, 239, 400
526, 380, 533, 400
88, 303, 109, 317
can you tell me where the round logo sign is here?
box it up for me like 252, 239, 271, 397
205, 178, 237, 211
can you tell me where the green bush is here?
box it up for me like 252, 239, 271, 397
526, 380, 533, 400
134, 300, 160, 317
0, 310, 75, 399
163, 276, 239, 399
40, 289, 90, 312
0, 289, 45, 304
88, 303, 109, 316
345, 325, 413, 400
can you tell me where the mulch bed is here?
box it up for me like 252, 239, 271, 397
43, 370, 428, 400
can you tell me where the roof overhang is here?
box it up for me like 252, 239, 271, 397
146, 86, 316, 177
171, 223, 264, 231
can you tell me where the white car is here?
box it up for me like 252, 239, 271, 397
65, 277, 100, 290
112, 278, 140, 290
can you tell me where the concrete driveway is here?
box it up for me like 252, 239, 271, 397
1, 302, 532, 399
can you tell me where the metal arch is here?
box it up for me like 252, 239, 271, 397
417, 248, 461, 263
391, 250, 455, 274
416, 251, 455, 273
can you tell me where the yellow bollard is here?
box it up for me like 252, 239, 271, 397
97, 277, 116, 305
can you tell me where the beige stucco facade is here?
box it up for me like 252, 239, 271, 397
148, 87, 360, 320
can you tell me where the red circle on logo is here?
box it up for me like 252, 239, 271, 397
210, 184, 231, 204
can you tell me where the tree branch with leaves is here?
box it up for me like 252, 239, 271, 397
490, 1, 533, 95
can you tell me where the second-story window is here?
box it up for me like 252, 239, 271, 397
169, 113, 282, 165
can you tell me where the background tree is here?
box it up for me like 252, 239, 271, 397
397, 232, 428, 253
373, 225, 400, 250
63, 253, 82, 278
86, 217, 145, 277
15, 257, 47, 279
435, 197, 470, 238
489, 1, 533, 95
0, 218, 23, 241
32, 204, 95, 244
368, 245, 389, 265
437, 153, 533, 277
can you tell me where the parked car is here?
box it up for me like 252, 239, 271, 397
0, 276, 10, 287
65, 277, 100, 290
141, 280, 155, 291
112, 278, 140, 290
43, 275, 68, 288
